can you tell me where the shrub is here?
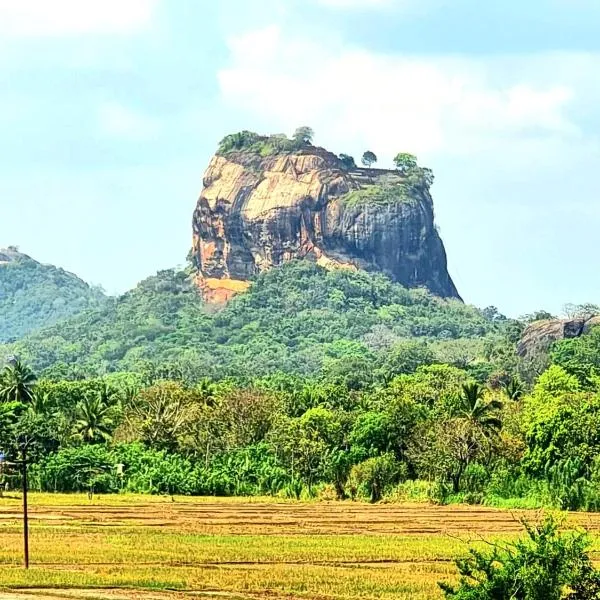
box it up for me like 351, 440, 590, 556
440, 516, 600, 600
30, 445, 118, 494
347, 453, 404, 502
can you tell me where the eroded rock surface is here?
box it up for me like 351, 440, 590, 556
517, 316, 600, 358
191, 145, 460, 301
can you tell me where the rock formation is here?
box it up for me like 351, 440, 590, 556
517, 316, 600, 359
191, 137, 460, 302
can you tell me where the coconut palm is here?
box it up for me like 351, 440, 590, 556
74, 393, 113, 443
0, 359, 37, 404
458, 382, 503, 435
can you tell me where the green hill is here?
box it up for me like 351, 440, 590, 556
0, 247, 106, 342
0, 261, 516, 381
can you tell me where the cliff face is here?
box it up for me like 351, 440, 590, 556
191, 145, 460, 302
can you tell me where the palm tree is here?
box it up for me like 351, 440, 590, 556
0, 359, 37, 404
74, 393, 113, 443
502, 377, 525, 402
458, 382, 503, 435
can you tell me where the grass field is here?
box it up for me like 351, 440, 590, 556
1, 495, 600, 600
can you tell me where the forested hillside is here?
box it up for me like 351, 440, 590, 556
0, 261, 515, 381
3, 258, 600, 511
0, 247, 106, 342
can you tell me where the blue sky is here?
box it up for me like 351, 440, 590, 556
0, 0, 599, 317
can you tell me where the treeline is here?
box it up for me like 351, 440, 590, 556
2, 323, 600, 508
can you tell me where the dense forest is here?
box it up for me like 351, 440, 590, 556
2, 259, 600, 510
0, 262, 506, 381
0, 248, 105, 343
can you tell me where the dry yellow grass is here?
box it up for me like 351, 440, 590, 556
0, 494, 598, 600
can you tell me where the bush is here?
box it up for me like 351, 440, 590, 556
462, 463, 490, 495
30, 445, 118, 494
440, 516, 600, 599
347, 454, 404, 502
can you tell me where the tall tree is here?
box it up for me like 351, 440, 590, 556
0, 359, 37, 404
338, 154, 356, 170
293, 126, 314, 145
361, 151, 377, 167
393, 152, 417, 173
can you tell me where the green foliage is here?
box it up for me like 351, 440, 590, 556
0, 250, 105, 342
73, 390, 115, 444
339, 179, 418, 209
551, 327, 600, 385
378, 340, 436, 381
8, 254, 600, 508
441, 516, 600, 600
361, 151, 377, 167
393, 152, 417, 172
457, 383, 503, 432
338, 153, 357, 170
217, 128, 313, 157
31, 444, 118, 494
1, 262, 498, 380
347, 453, 403, 502
0, 359, 37, 404
391, 153, 435, 187
293, 126, 314, 144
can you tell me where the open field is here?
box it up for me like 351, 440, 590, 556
1, 496, 600, 600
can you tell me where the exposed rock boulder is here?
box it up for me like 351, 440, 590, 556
517, 316, 600, 358
191, 139, 460, 301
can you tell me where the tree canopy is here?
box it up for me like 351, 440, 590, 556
361, 151, 377, 167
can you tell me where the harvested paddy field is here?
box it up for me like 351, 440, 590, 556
1, 495, 599, 600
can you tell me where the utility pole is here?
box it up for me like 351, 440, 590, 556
21, 445, 29, 569
0, 448, 30, 569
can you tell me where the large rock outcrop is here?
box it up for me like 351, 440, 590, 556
518, 316, 600, 359
191, 142, 460, 302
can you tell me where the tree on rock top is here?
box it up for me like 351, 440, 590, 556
293, 126, 314, 145
361, 151, 378, 168
393, 152, 418, 173
338, 154, 356, 170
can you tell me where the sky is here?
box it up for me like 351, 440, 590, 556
0, 0, 599, 317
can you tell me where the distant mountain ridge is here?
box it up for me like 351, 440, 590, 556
0, 246, 106, 342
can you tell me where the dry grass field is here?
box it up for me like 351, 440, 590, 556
1, 495, 600, 600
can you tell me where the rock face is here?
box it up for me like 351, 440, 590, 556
191, 144, 460, 301
517, 316, 600, 359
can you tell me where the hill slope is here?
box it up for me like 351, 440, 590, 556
1, 261, 501, 380
0, 247, 106, 342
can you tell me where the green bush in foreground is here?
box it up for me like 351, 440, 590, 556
441, 516, 600, 599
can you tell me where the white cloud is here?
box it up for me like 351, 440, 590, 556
218, 26, 584, 164
217, 26, 600, 316
0, 0, 158, 37
97, 102, 160, 140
